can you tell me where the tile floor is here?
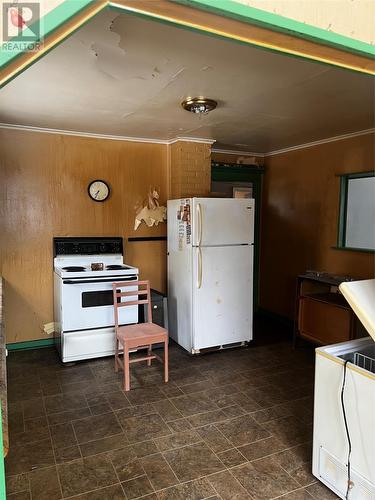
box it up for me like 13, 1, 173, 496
5, 337, 339, 499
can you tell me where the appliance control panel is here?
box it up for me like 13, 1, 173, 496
54, 237, 123, 256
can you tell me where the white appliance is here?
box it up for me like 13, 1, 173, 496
167, 197, 254, 353
313, 279, 375, 500
54, 237, 138, 362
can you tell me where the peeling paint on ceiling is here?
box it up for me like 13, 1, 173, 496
0, 10, 373, 153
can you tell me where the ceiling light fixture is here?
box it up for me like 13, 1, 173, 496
181, 97, 217, 115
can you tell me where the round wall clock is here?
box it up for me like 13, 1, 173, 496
88, 180, 110, 202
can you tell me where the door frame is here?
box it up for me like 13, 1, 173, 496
211, 162, 264, 311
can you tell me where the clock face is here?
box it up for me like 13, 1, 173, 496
88, 180, 110, 202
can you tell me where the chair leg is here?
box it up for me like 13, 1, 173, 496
147, 344, 152, 367
114, 338, 119, 373
164, 339, 169, 383
123, 344, 130, 392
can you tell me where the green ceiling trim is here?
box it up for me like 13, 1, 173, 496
173, 0, 375, 59
0, 0, 97, 71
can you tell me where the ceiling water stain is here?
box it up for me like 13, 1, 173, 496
90, 42, 122, 81
109, 14, 128, 53
88, 15, 127, 81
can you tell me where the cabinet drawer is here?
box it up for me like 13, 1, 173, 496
299, 296, 352, 344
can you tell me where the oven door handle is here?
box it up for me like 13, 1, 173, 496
63, 276, 138, 284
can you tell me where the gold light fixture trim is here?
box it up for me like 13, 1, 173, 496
181, 97, 218, 114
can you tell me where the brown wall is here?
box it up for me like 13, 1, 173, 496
261, 133, 375, 319
0, 130, 213, 344
0, 129, 169, 343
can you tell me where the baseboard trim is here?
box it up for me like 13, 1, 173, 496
6, 338, 55, 351
7, 312, 293, 350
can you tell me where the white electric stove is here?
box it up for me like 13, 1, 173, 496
53, 237, 139, 362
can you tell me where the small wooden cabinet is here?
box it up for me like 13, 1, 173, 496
294, 273, 356, 346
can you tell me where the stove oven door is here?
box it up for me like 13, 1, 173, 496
60, 275, 138, 331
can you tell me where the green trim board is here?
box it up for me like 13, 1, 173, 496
211, 162, 265, 174
211, 162, 264, 311
336, 170, 375, 252
0, 405, 5, 500
0, 0, 97, 70
174, 0, 375, 59
6, 338, 54, 351
0, 5, 106, 89
337, 170, 375, 179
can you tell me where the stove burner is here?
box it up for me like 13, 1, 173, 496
62, 266, 86, 272
106, 265, 128, 270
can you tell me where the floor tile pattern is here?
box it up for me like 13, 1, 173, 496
6, 338, 339, 499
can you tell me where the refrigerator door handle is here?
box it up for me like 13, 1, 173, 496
197, 246, 203, 289
197, 203, 202, 246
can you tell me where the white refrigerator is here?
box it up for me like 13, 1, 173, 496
167, 197, 254, 353
313, 279, 375, 499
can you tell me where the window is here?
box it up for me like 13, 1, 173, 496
337, 171, 375, 251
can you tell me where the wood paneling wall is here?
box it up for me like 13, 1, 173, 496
0, 129, 168, 343
261, 133, 375, 319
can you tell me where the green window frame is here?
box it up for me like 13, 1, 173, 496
336, 171, 375, 253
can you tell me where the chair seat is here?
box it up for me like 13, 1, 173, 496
117, 322, 168, 345
113, 280, 168, 391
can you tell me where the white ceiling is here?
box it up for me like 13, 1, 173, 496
0, 9, 373, 153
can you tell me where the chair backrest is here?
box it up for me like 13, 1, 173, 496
112, 280, 152, 328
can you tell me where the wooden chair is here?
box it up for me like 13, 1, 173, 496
112, 280, 168, 391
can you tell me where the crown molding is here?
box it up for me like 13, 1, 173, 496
0, 123, 168, 144
0, 123, 372, 156
212, 147, 264, 158
170, 136, 216, 145
0, 123, 215, 145
265, 128, 375, 157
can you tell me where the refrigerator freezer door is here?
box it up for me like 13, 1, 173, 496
192, 244, 253, 350
167, 199, 193, 352
192, 198, 254, 246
